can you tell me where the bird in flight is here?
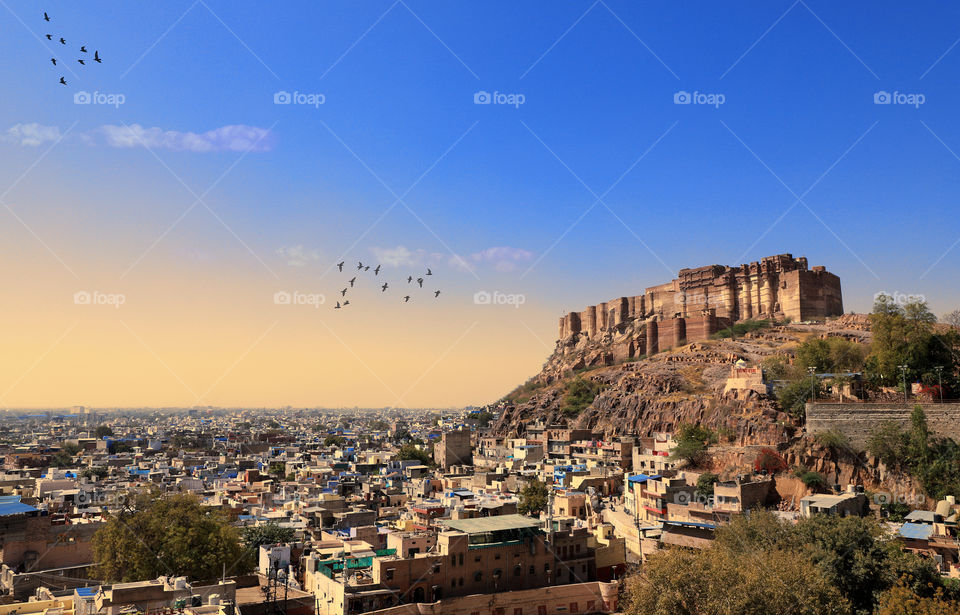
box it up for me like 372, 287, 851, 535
348, 277, 356, 287
381, 283, 388, 292
59, 37, 66, 44
50, 58, 56, 65
407, 276, 413, 283
334, 302, 341, 309
59, 77, 66, 85
340, 288, 347, 297
337, 261, 344, 272
93, 50, 102, 63
374, 265, 381, 275
416, 278, 423, 288
364, 266, 370, 271
403, 296, 411, 303
45, 34, 52, 40
44, 11, 50, 22
434, 290, 441, 298
357, 261, 364, 270
77, 58, 85, 65
343, 300, 350, 306
426, 268, 433, 276
80, 46, 87, 53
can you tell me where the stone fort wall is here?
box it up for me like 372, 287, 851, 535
806, 402, 960, 447
558, 254, 843, 350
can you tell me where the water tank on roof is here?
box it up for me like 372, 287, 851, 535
173, 577, 188, 590
208, 595, 220, 606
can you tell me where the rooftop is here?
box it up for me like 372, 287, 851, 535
439, 514, 541, 534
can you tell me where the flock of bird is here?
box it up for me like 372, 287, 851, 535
43, 11, 102, 85
331, 261, 440, 310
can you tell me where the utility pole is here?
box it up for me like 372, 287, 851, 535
899, 365, 909, 404
935, 366, 944, 403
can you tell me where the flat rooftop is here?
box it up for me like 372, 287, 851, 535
439, 514, 541, 534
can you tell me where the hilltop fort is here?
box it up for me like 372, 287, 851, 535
558, 253, 842, 358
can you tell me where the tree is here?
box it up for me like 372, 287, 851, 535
95, 425, 114, 438
324, 435, 346, 447
241, 522, 295, 552
777, 375, 821, 419
92, 492, 250, 582
695, 473, 718, 500
267, 461, 286, 476
942, 309, 960, 328
876, 582, 960, 615
397, 442, 432, 466
754, 447, 788, 474
81, 466, 109, 480
518, 480, 549, 516
669, 424, 718, 467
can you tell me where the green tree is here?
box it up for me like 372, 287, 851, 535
92, 492, 250, 582
669, 424, 718, 467
518, 480, 549, 516
81, 466, 109, 480
267, 461, 286, 476
777, 375, 822, 419
560, 377, 601, 417
695, 473, 718, 500
95, 425, 114, 438
398, 442, 433, 466
324, 435, 346, 447
241, 522, 295, 552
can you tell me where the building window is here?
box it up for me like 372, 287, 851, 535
514, 564, 522, 576
459, 553, 463, 565
474, 571, 482, 582
514, 609, 523, 615
576, 544, 581, 554
451, 555, 456, 567
538, 607, 547, 615
385, 568, 395, 581
529, 566, 535, 575
569, 602, 579, 613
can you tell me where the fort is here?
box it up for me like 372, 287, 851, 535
558, 254, 843, 354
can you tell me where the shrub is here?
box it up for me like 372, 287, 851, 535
560, 377, 602, 417
754, 448, 788, 474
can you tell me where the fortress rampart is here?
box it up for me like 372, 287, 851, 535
558, 254, 843, 352
806, 402, 960, 446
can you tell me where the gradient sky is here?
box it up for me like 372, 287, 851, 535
2, 1, 960, 408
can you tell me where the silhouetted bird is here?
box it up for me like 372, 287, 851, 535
59, 77, 66, 85
93, 51, 101, 63
434, 290, 441, 298
77, 59, 85, 65
80, 46, 87, 53
374, 265, 381, 275
407, 276, 412, 283
44, 12, 50, 21
45, 34, 52, 40
50, 58, 56, 65
340, 288, 347, 297
403, 296, 411, 302
59, 37, 65, 44
336, 261, 344, 272
364, 266, 370, 271
343, 300, 350, 306
416, 278, 423, 288
381, 283, 388, 292
334, 301, 341, 309
426, 268, 433, 276
348, 277, 356, 287
357, 261, 364, 270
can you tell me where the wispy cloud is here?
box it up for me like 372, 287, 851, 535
371, 245, 427, 268
100, 124, 274, 152
469, 246, 533, 272
2, 123, 61, 147
276, 245, 320, 267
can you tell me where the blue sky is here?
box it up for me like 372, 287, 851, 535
1, 1, 960, 406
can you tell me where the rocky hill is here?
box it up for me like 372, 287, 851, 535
491, 315, 872, 445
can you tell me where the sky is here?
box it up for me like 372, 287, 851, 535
1, 1, 960, 409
